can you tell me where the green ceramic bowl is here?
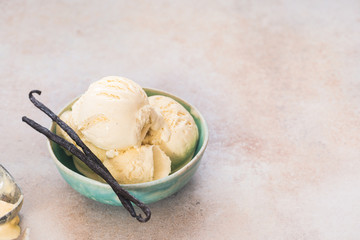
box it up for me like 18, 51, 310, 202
47, 88, 208, 205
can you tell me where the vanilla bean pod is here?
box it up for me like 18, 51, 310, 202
22, 116, 138, 219
23, 90, 151, 222
28, 90, 104, 166
28, 90, 150, 222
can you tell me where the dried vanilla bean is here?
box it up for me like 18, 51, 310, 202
23, 90, 151, 222
22, 116, 140, 218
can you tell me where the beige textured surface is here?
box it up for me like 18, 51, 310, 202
1, 0, 360, 239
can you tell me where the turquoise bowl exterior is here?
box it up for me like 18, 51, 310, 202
47, 88, 208, 205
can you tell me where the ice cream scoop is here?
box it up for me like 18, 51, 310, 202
143, 95, 199, 169
72, 76, 152, 151
73, 145, 171, 184
103, 145, 169, 184
57, 107, 172, 184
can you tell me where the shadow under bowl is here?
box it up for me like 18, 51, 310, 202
47, 88, 209, 205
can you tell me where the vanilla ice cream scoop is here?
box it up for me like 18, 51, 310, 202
103, 145, 170, 184
143, 95, 199, 168
72, 76, 152, 150
75, 145, 171, 184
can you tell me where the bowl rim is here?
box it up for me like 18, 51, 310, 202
47, 87, 209, 190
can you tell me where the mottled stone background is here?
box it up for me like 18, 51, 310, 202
1, 0, 360, 239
